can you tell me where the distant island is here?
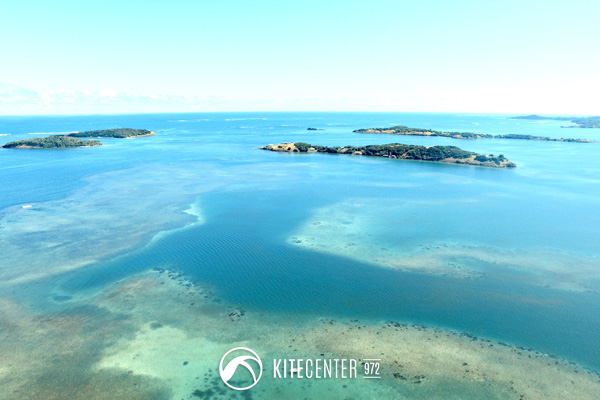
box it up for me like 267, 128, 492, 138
68, 128, 155, 138
2, 135, 101, 149
512, 115, 600, 129
261, 142, 516, 168
354, 125, 596, 142
2, 128, 154, 149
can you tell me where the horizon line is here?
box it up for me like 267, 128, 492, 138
0, 110, 597, 118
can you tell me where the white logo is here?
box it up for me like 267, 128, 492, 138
219, 347, 263, 390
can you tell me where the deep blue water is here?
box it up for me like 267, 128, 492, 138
1, 112, 599, 371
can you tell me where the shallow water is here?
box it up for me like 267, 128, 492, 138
1, 112, 600, 398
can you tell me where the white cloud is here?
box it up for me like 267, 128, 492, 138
0, 83, 204, 114
0, 81, 597, 115
100, 88, 117, 98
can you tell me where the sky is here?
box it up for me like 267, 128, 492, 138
0, 0, 598, 115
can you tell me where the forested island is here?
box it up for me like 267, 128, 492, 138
2, 128, 154, 149
2, 135, 101, 149
261, 142, 516, 168
513, 115, 600, 129
354, 125, 596, 142
68, 128, 155, 138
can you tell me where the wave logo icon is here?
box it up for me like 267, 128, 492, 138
219, 347, 263, 390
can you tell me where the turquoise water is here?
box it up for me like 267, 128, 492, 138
1, 112, 600, 396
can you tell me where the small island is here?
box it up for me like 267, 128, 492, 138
2, 135, 101, 149
68, 128, 155, 138
2, 128, 155, 149
261, 142, 516, 168
354, 125, 596, 142
513, 115, 600, 129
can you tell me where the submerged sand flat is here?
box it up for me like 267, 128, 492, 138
0, 166, 211, 286
288, 198, 600, 292
1, 269, 598, 400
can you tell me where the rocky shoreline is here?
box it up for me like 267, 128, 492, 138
261, 142, 517, 168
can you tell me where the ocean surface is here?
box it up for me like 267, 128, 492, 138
1, 112, 599, 398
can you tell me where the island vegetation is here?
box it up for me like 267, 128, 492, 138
513, 115, 600, 129
354, 125, 596, 142
2, 135, 101, 149
261, 142, 516, 168
68, 128, 155, 138
1, 128, 155, 149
